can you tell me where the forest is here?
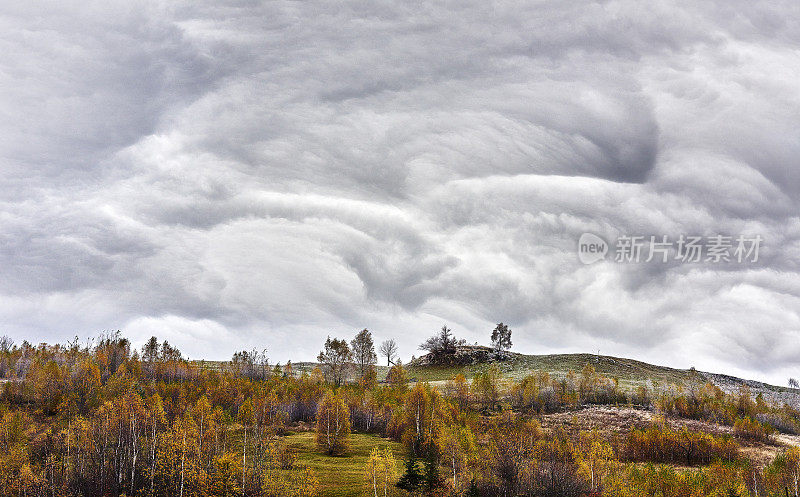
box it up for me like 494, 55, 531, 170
0, 326, 799, 497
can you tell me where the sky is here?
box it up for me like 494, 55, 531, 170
1, 0, 799, 385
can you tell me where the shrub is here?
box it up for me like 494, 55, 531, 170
756, 412, 800, 435
733, 416, 775, 443
624, 420, 739, 466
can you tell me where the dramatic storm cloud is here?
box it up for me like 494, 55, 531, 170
2, 0, 799, 383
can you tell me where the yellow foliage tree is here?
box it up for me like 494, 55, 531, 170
210, 453, 242, 497
363, 447, 398, 497
575, 430, 615, 493
315, 390, 351, 455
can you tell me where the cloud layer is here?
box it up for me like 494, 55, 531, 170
2, 0, 799, 384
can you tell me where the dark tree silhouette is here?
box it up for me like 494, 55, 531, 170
491, 323, 513, 357
379, 339, 398, 366
419, 325, 462, 359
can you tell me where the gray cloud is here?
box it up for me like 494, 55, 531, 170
1, 0, 799, 383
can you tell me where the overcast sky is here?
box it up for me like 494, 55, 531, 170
1, 1, 799, 384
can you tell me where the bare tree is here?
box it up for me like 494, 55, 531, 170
379, 339, 398, 366
231, 348, 270, 379
789, 378, 799, 389
0, 335, 13, 354
0, 335, 12, 378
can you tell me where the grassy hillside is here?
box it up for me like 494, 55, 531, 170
195, 353, 690, 387
405, 352, 691, 389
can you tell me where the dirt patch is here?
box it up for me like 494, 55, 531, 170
539, 406, 654, 437
537, 406, 799, 467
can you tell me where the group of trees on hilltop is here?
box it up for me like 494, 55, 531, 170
315, 322, 514, 382
418, 322, 514, 364
419, 325, 462, 358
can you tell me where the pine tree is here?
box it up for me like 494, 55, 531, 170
423, 455, 443, 492
396, 455, 423, 492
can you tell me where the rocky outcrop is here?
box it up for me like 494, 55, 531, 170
412, 344, 511, 366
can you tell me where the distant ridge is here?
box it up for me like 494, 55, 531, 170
196, 351, 800, 406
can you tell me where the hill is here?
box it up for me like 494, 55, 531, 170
241, 350, 800, 407
404, 350, 800, 407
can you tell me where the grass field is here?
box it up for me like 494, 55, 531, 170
284, 431, 408, 497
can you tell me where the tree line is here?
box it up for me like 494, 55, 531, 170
0, 328, 799, 496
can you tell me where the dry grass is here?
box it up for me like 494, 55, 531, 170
537, 406, 800, 467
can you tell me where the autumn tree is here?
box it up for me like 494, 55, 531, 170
316, 390, 351, 455
142, 336, 160, 379
766, 446, 800, 497
485, 412, 543, 495
363, 447, 398, 497
317, 337, 352, 387
472, 364, 502, 411
148, 414, 207, 497
437, 425, 476, 493
445, 373, 470, 411
94, 330, 130, 378
210, 453, 242, 497
576, 430, 615, 493
0, 335, 13, 352
386, 362, 408, 392
231, 348, 269, 380
238, 397, 255, 494
399, 383, 449, 457
351, 329, 377, 382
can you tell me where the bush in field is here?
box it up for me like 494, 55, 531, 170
510, 371, 561, 414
